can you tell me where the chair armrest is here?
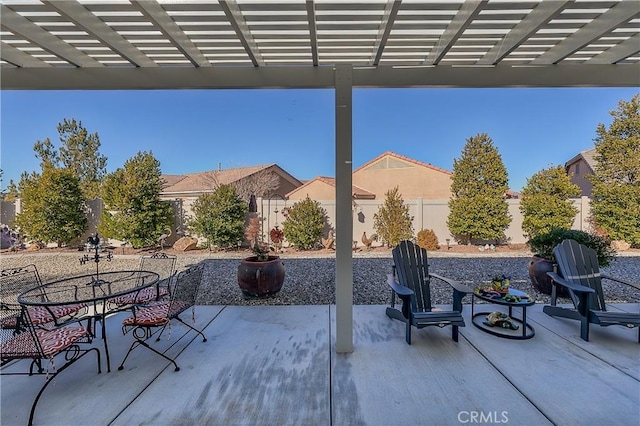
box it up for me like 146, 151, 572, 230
547, 272, 595, 294
601, 274, 640, 291
429, 273, 473, 294
386, 274, 413, 297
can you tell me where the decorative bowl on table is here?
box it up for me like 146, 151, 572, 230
475, 286, 504, 299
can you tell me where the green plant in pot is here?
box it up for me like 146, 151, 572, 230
527, 228, 615, 296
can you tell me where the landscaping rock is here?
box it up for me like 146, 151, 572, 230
612, 240, 631, 251
174, 237, 198, 252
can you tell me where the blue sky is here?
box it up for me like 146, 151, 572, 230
1, 87, 637, 192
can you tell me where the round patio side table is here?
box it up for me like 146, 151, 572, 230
471, 288, 535, 340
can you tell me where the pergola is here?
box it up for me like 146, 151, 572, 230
2, 0, 639, 352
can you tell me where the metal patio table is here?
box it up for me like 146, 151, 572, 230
471, 288, 535, 340
19, 270, 159, 372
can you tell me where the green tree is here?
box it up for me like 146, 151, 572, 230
282, 195, 327, 250
520, 165, 581, 239
2, 180, 20, 201
33, 118, 107, 198
99, 151, 173, 248
589, 94, 640, 247
373, 186, 413, 247
0, 170, 20, 201
15, 165, 86, 246
447, 133, 511, 243
188, 184, 247, 250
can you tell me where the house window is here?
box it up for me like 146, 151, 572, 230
368, 157, 413, 170
575, 162, 580, 174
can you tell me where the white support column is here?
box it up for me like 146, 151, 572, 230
335, 64, 354, 353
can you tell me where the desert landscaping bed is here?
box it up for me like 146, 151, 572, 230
2, 246, 638, 306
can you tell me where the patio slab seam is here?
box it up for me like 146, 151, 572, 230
108, 305, 228, 425
458, 331, 554, 425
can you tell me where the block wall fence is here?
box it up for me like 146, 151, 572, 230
1, 196, 592, 248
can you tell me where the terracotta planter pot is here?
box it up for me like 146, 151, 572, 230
527, 256, 568, 298
237, 256, 285, 298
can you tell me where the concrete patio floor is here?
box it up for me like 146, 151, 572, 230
1, 303, 638, 426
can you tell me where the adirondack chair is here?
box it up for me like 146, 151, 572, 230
543, 239, 640, 342
386, 240, 471, 344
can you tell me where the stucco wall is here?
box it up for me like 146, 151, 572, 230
567, 160, 593, 197
3, 196, 592, 248
288, 181, 335, 201
279, 197, 591, 247
1, 200, 18, 226
275, 175, 301, 198
353, 165, 452, 200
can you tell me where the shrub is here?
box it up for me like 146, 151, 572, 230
188, 184, 247, 250
282, 196, 327, 250
15, 165, 86, 247
519, 165, 580, 239
527, 228, 615, 267
417, 229, 439, 251
99, 151, 173, 248
589, 94, 640, 247
374, 187, 413, 247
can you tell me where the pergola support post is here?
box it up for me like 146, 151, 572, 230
335, 64, 354, 353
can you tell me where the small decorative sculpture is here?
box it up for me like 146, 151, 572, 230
321, 230, 335, 250
80, 233, 112, 282
361, 232, 377, 250
483, 311, 519, 330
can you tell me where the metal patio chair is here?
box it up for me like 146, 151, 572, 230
1, 265, 87, 330
0, 301, 101, 425
108, 252, 177, 308
118, 265, 207, 372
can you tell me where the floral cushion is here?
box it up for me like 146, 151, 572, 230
109, 286, 169, 306
30, 304, 88, 325
122, 301, 192, 327
122, 303, 171, 327
0, 304, 87, 329
0, 326, 89, 359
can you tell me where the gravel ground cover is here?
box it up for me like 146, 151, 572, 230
1, 251, 638, 306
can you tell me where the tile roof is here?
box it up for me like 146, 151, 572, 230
162, 164, 274, 193
287, 176, 375, 199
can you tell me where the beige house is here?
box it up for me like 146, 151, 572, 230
161, 164, 302, 243
565, 148, 597, 196
286, 176, 375, 201
161, 164, 301, 200
287, 151, 452, 201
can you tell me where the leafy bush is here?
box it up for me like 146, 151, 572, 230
417, 229, 439, 251
520, 165, 581, 238
15, 165, 86, 246
188, 184, 247, 250
282, 196, 326, 250
99, 151, 173, 248
374, 187, 413, 247
589, 94, 640, 247
527, 228, 615, 267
